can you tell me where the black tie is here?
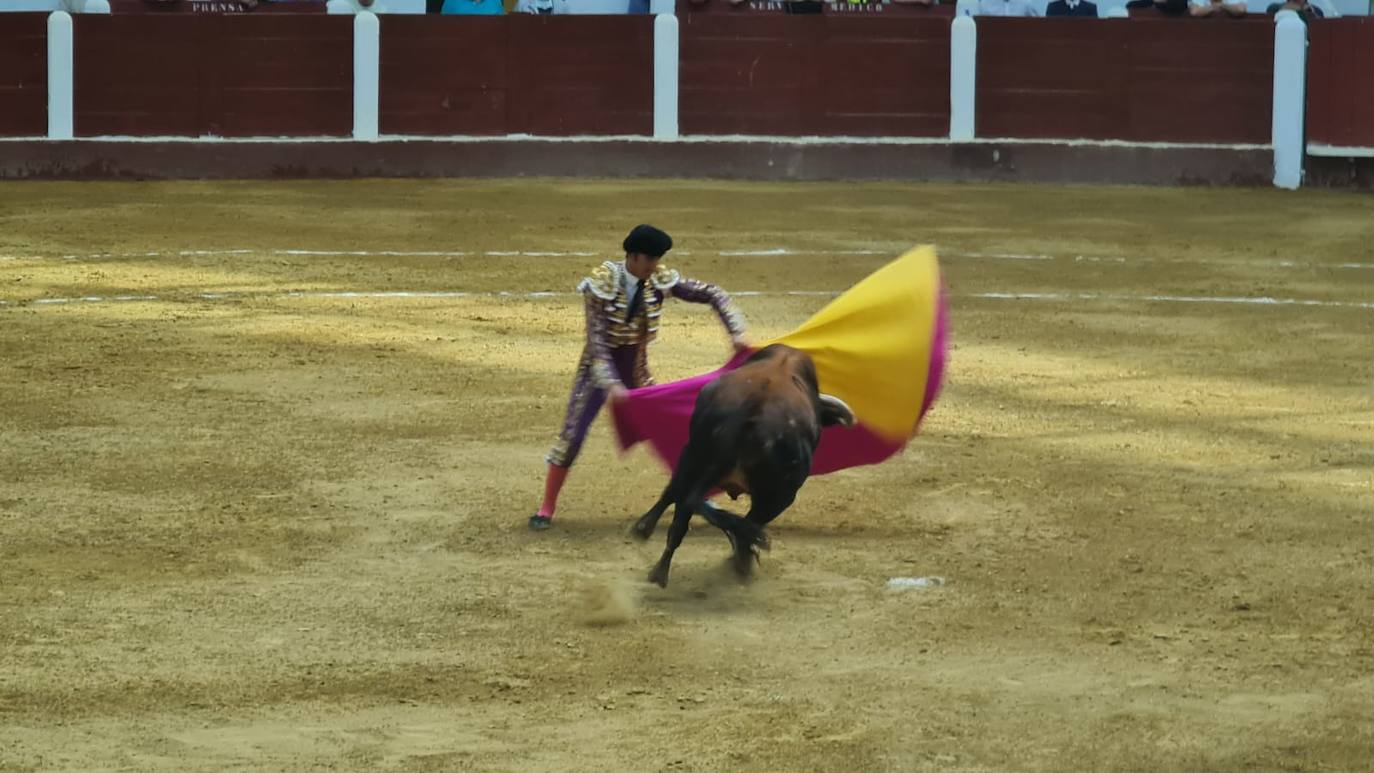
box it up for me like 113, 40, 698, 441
625, 278, 646, 322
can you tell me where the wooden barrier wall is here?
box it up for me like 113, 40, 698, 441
72, 14, 351, 136
1307, 18, 1374, 149
379, 15, 653, 136
977, 17, 1274, 144
0, 13, 48, 137
679, 15, 952, 136
14, 12, 1374, 150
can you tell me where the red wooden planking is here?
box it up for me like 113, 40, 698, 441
73, 14, 349, 137
1124, 19, 1271, 143
682, 14, 950, 136
73, 15, 206, 136
977, 17, 1270, 143
379, 16, 509, 135
681, 35, 807, 134
207, 14, 351, 136
810, 16, 950, 136
0, 13, 49, 137
1351, 21, 1374, 147
977, 18, 1126, 140
1304, 23, 1332, 144
1308, 19, 1374, 148
506, 15, 653, 136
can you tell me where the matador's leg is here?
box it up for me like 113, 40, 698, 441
533, 358, 608, 529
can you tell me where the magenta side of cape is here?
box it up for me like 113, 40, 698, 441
921, 282, 950, 424
611, 287, 949, 476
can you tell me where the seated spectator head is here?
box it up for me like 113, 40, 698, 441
1266, 0, 1323, 19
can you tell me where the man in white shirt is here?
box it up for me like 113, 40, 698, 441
327, 0, 390, 11
1047, 0, 1097, 14
514, 0, 570, 11
977, 0, 1041, 15
1189, 0, 1246, 15
3, 0, 111, 11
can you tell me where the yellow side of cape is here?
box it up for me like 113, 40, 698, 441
766, 245, 941, 443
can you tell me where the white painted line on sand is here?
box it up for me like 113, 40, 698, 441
5, 289, 1371, 310
970, 292, 1374, 309
14, 247, 1374, 272
955, 252, 1054, 261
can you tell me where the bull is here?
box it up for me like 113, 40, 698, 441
631, 344, 855, 587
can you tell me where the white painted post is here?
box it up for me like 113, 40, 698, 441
1271, 11, 1306, 190
48, 12, 74, 139
950, 15, 976, 141
354, 11, 380, 141
653, 13, 679, 139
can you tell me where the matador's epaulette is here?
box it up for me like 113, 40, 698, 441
577, 261, 620, 300
650, 264, 680, 291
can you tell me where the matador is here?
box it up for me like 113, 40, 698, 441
530, 224, 747, 530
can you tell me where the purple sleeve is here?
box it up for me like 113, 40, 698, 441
670, 277, 747, 339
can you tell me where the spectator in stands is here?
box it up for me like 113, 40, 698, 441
1188, 0, 1246, 15
442, 0, 504, 11
1266, 0, 1323, 20
1125, 0, 1187, 15
1047, 0, 1097, 14
514, 0, 569, 11
977, 0, 1040, 14
329, 0, 387, 12
688, 0, 943, 8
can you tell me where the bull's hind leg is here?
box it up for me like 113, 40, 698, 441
648, 497, 699, 588
634, 497, 746, 542
697, 501, 769, 569
631, 487, 674, 541
633, 438, 720, 541
732, 486, 798, 580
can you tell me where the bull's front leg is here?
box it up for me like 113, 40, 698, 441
647, 499, 695, 588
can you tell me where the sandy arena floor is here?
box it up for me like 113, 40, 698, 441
1, 179, 1372, 772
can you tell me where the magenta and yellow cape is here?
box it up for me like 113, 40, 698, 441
610, 246, 948, 475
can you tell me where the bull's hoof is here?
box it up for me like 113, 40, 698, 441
755, 529, 771, 552
730, 548, 758, 582
647, 566, 670, 588
630, 519, 654, 541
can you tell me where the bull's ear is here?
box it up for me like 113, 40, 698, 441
817, 394, 855, 428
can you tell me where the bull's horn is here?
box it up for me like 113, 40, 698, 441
818, 393, 856, 428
